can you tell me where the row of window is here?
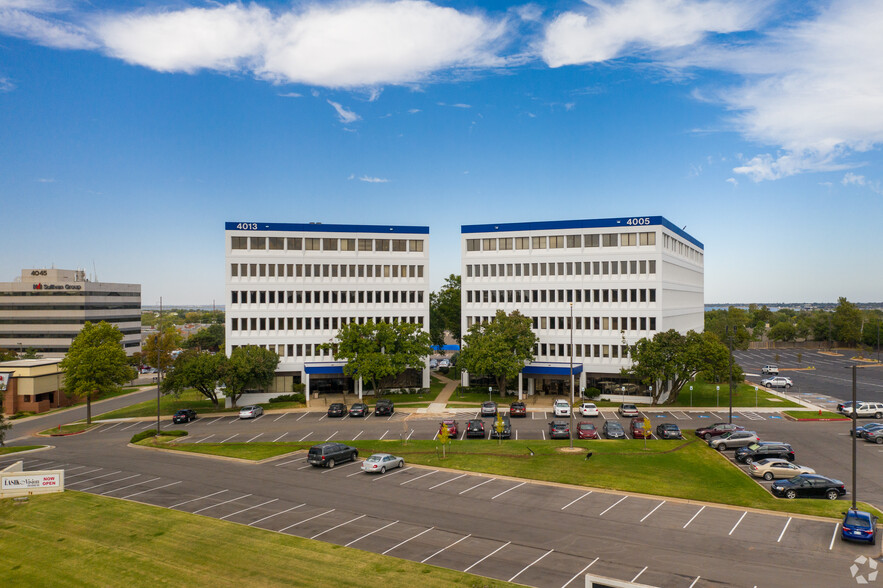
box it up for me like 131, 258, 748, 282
229, 342, 337, 359
230, 315, 425, 333
231, 289, 426, 305
0, 304, 141, 311
466, 259, 657, 279
0, 327, 141, 338
466, 288, 656, 305
0, 291, 139, 297
465, 232, 656, 252
231, 236, 425, 253
0, 316, 140, 324
534, 343, 630, 360
466, 315, 657, 332
663, 234, 703, 263
0, 341, 140, 353
230, 263, 425, 280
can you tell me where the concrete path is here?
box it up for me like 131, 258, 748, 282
426, 372, 458, 413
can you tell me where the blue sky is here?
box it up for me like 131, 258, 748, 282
1, 0, 881, 306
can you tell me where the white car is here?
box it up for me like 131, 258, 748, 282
578, 402, 599, 417
842, 402, 883, 419
361, 453, 404, 474
553, 399, 571, 417
238, 405, 263, 419
438, 358, 451, 368
761, 376, 793, 389
749, 458, 815, 481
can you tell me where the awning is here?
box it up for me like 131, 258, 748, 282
521, 362, 584, 376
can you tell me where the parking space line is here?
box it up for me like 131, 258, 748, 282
432, 431, 439, 441
421, 534, 471, 563
387, 413, 395, 421
400, 470, 438, 486
248, 504, 305, 526
324, 431, 338, 442
66, 468, 103, 478
509, 549, 553, 583
169, 489, 227, 509
191, 493, 252, 515
599, 496, 627, 516
688, 576, 701, 588
668, 412, 683, 420
81, 473, 141, 491
371, 466, 412, 481
207, 417, 224, 425
311, 514, 366, 540
459, 478, 496, 495
382, 527, 434, 555
119, 421, 142, 431
777, 517, 792, 542
273, 413, 286, 422
100, 476, 160, 495
296, 412, 308, 421
139, 422, 154, 430
632, 567, 648, 583
195, 434, 215, 443
321, 460, 359, 473
220, 498, 279, 520
274, 457, 303, 467
829, 523, 840, 550
346, 469, 366, 477
246, 433, 263, 443
353, 431, 363, 441
298, 433, 312, 442
345, 520, 398, 547
460, 430, 466, 441
273, 432, 287, 442
318, 414, 326, 422
562, 557, 599, 588
561, 491, 592, 511
541, 430, 546, 440
710, 412, 722, 419
491, 481, 525, 500
640, 500, 665, 522
220, 434, 238, 443
297, 463, 313, 470
464, 541, 511, 572
121, 480, 181, 499
252, 414, 265, 422
515, 430, 518, 440
279, 509, 335, 533
429, 474, 466, 490
683, 505, 705, 529
407, 429, 414, 441
68, 471, 122, 486
729, 511, 747, 535
98, 422, 123, 432
379, 430, 389, 440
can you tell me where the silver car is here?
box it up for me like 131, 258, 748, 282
761, 376, 793, 388
749, 458, 815, 481
361, 453, 404, 474
238, 405, 263, 419
709, 430, 759, 451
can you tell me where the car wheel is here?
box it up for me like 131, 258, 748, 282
763, 472, 774, 481
876, 437, 883, 445
871, 535, 876, 546
744, 457, 753, 465
327, 459, 335, 469
785, 489, 797, 499
353, 450, 359, 459
876, 412, 883, 419
826, 490, 839, 500
718, 443, 727, 451
399, 460, 404, 468
785, 384, 791, 389
380, 466, 386, 474
704, 433, 712, 441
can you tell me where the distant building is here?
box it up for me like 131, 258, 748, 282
0, 268, 141, 358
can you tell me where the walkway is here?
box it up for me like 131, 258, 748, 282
426, 371, 459, 413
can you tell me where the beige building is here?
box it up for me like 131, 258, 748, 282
0, 268, 141, 358
0, 358, 68, 416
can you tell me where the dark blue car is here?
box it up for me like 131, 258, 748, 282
841, 509, 878, 545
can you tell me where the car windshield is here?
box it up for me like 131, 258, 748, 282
366, 455, 383, 462
579, 424, 594, 430
608, 423, 623, 431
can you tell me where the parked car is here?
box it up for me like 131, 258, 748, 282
695, 422, 745, 441
438, 358, 451, 368
307, 442, 359, 468
172, 408, 197, 424
838, 401, 863, 413
553, 399, 571, 417
842, 401, 883, 419
865, 429, 883, 444
708, 430, 759, 451
841, 509, 878, 545
761, 376, 793, 389
238, 405, 263, 419
349, 403, 369, 417
374, 399, 394, 416
618, 404, 640, 417
465, 419, 485, 438
577, 421, 599, 439
735, 442, 795, 464
850, 422, 883, 437
749, 459, 815, 481
439, 419, 459, 437
361, 453, 404, 474
489, 415, 512, 439
656, 423, 682, 439
771, 474, 846, 500
761, 365, 779, 375
429, 359, 438, 369
578, 402, 599, 417
327, 402, 347, 417
603, 421, 626, 439
630, 418, 651, 439
509, 401, 527, 417
481, 401, 498, 417
549, 420, 570, 439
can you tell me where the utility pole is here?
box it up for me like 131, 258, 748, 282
851, 364, 857, 510
727, 325, 735, 424
569, 303, 574, 449
156, 297, 163, 436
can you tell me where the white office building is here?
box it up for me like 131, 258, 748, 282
225, 222, 431, 400
460, 216, 704, 399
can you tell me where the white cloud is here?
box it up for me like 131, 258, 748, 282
327, 99, 360, 123
725, 177, 737, 186
35, 177, 55, 182
407, 108, 421, 114
277, 92, 302, 98
359, 175, 389, 183
0, 76, 14, 92
841, 172, 882, 195
0, 6, 95, 49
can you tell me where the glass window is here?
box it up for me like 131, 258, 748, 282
375, 239, 390, 251
640, 232, 656, 246
358, 239, 373, 251
622, 233, 637, 246
649, 260, 657, 274
269, 237, 284, 250
482, 238, 497, 251
498, 237, 512, 250
231, 236, 247, 249
392, 239, 407, 252
602, 233, 618, 247
566, 234, 581, 248
515, 237, 529, 250
585, 234, 600, 247
287, 237, 302, 250
250, 236, 266, 250
323, 238, 338, 251
532, 236, 547, 249
231, 264, 238, 277
409, 239, 423, 252
305, 238, 320, 250
466, 239, 480, 252
549, 236, 564, 248
341, 239, 355, 251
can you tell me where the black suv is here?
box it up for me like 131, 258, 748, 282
172, 409, 197, 424
489, 415, 512, 439
549, 420, 570, 439
466, 419, 485, 438
307, 442, 359, 468
735, 442, 795, 464
375, 399, 394, 416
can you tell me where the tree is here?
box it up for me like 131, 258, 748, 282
430, 274, 461, 347
458, 310, 537, 397
221, 345, 278, 408
704, 307, 752, 349
184, 323, 225, 352
59, 321, 135, 424
320, 320, 432, 397
20, 348, 41, 359
0, 348, 16, 362
833, 297, 862, 345
768, 321, 796, 342
142, 327, 182, 371
161, 350, 226, 406
0, 415, 10, 446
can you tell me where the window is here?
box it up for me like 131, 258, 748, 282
392, 239, 407, 252
409, 239, 423, 252
566, 234, 581, 248
482, 238, 497, 251
287, 237, 302, 250
322, 238, 338, 251
640, 232, 656, 246
532, 236, 547, 249
621, 233, 637, 246
466, 239, 480, 251
359, 239, 373, 251
499, 237, 512, 250
231, 264, 238, 277
340, 238, 355, 251
250, 237, 266, 250
602, 233, 618, 247
231, 236, 247, 249
649, 289, 656, 302
231, 291, 238, 303
375, 239, 390, 251
269, 237, 284, 250
305, 238, 320, 250
515, 237, 529, 250
585, 234, 600, 247
549, 235, 564, 248
649, 260, 657, 274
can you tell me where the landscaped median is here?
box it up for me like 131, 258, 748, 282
135, 436, 881, 520
0, 446, 45, 456
0, 492, 518, 588
38, 423, 100, 436
783, 410, 850, 421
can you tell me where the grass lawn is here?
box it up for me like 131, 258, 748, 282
0, 492, 516, 588
38, 423, 99, 436
665, 381, 801, 408
785, 410, 849, 420
96, 390, 242, 420
0, 446, 43, 456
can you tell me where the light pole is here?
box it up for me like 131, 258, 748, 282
569, 303, 574, 449
726, 326, 736, 424
156, 297, 163, 436
850, 364, 857, 510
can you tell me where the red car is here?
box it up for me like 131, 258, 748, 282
439, 419, 459, 437
577, 421, 599, 439
630, 418, 651, 439
509, 401, 527, 417
694, 422, 745, 441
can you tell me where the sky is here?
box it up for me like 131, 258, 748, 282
1, 0, 881, 306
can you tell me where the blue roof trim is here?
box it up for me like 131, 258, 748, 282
461, 216, 702, 250
522, 363, 584, 376
304, 363, 346, 375
430, 345, 460, 351
226, 222, 428, 235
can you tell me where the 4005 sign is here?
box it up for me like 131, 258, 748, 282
625, 217, 651, 226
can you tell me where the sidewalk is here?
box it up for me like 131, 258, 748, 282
426, 371, 459, 413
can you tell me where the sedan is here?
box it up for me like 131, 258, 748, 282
509, 401, 527, 417
465, 419, 485, 438
349, 403, 369, 417
618, 404, 640, 417
439, 419, 459, 437
771, 474, 846, 500
749, 459, 815, 481
172, 408, 197, 424
327, 403, 347, 417
842, 509, 878, 545
708, 431, 759, 451
549, 420, 570, 439
577, 422, 599, 439
656, 423, 682, 439
630, 418, 651, 439
361, 453, 404, 474
480, 401, 498, 417
851, 422, 883, 438
761, 376, 793, 388
578, 402, 599, 417
603, 421, 626, 439
695, 422, 745, 441
238, 405, 263, 419
865, 429, 883, 444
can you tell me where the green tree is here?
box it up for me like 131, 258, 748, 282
0, 348, 16, 362
0, 415, 11, 446
142, 327, 182, 371
221, 345, 279, 408
161, 350, 226, 406
704, 307, 752, 349
458, 310, 537, 398
320, 320, 432, 398
59, 321, 135, 424
833, 297, 862, 345
184, 323, 225, 352
20, 348, 41, 359
429, 274, 461, 347
768, 321, 796, 342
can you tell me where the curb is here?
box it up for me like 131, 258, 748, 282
0, 445, 54, 457
126, 441, 306, 466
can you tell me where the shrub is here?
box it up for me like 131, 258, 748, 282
130, 429, 188, 444
269, 393, 305, 404
439, 367, 449, 375
583, 387, 601, 400
291, 383, 306, 393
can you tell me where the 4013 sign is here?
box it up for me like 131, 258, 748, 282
234, 223, 259, 230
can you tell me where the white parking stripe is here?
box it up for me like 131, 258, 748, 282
777, 517, 792, 542
459, 478, 496, 495
119, 421, 141, 431
296, 412, 307, 421
311, 514, 366, 540
248, 504, 305, 526
318, 414, 327, 422
688, 576, 701, 588
68, 471, 122, 486
632, 567, 648, 583
321, 460, 359, 473
99, 422, 123, 432
207, 417, 224, 425
246, 433, 263, 443
101, 476, 160, 495
353, 430, 363, 441
542, 430, 546, 440
169, 489, 227, 509
371, 466, 412, 481
220, 434, 238, 443
298, 433, 312, 441
279, 509, 335, 533
561, 558, 599, 588
220, 499, 279, 520
273, 458, 303, 467
407, 429, 414, 441
509, 549, 553, 583
345, 520, 398, 547
382, 527, 434, 555
273, 413, 286, 422
561, 491, 592, 511
324, 431, 338, 442
66, 468, 103, 478
192, 494, 252, 515
640, 500, 665, 522
346, 469, 365, 477
379, 430, 389, 440
422, 534, 471, 563
491, 482, 525, 500
273, 433, 287, 442
429, 474, 466, 490
195, 434, 215, 443
599, 496, 627, 516
683, 505, 705, 529
460, 430, 466, 441
829, 523, 840, 550
400, 470, 438, 486
464, 541, 511, 572
81, 473, 141, 491
729, 511, 748, 535
122, 480, 181, 499
139, 422, 154, 430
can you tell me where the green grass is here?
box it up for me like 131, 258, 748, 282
0, 492, 516, 588
785, 410, 849, 420
0, 446, 43, 455
96, 390, 237, 419
665, 381, 802, 408
38, 423, 99, 436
